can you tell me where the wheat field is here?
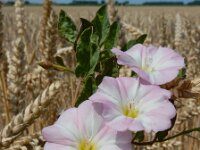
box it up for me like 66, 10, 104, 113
1, 0, 200, 149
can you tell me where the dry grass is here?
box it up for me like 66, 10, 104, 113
1, 2, 200, 150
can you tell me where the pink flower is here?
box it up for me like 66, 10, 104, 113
112, 44, 185, 85
42, 100, 132, 150
89, 77, 176, 133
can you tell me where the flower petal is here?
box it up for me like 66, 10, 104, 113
42, 125, 77, 146
44, 142, 76, 150
77, 100, 105, 140
43, 108, 80, 145
94, 126, 132, 150
107, 115, 133, 131
111, 48, 137, 66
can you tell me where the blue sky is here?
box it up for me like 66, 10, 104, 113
3, 0, 195, 4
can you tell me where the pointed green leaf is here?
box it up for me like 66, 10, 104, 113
122, 34, 147, 51
104, 21, 120, 51
58, 10, 77, 43
75, 27, 93, 77
75, 76, 93, 107
92, 5, 110, 44
88, 43, 100, 76
74, 18, 93, 51
102, 57, 119, 77
80, 18, 93, 33
75, 27, 100, 78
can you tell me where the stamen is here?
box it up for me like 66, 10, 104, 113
123, 102, 138, 118
142, 56, 154, 72
79, 140, 96, 150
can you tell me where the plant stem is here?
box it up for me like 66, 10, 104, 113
0, 67, 11, 123
132, 127, 200, 146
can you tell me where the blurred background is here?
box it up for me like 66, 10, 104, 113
2, 0, 200, 5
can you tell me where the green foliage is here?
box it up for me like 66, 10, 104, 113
75, 76, 96, 107
62, 5, 147, 107
74, 18, 93, 51
103, 21, 120, 55
75, 27, 100, 78
122, 34, 147, 51
177, 68, 186, 78
92, 5, 110, 45
156, 130, 169, 141
74, 5, 117, 106
134, 131, 145, 142
58, 10, 78, 43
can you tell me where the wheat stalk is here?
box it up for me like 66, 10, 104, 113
39, 0, 52, 53
0, 1, 3, 60
174, 14, 183, 51
159, 14, 167, 46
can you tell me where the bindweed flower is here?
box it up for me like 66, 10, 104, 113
42, 100, 132, 150
89, 77, 176, 133
112, 44, 185, 85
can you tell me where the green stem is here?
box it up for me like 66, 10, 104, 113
132, 127, 200, 146
52, 64, 75, 74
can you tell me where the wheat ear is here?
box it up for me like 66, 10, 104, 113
0, 81, 62, 148
39, 0, 52, 53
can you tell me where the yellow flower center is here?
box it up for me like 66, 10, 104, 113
122, 103, 138, 118
79, 140, 96, 150
142, 56, 154, 72
142, 65, 154, 73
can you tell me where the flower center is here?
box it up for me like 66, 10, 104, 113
142, 56, 154, 73
142, 65, 154, 72
79, 140, 96, 150
122, 103, 138, 118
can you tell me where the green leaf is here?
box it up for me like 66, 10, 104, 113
104, 21, 120, 51
156, 130, 169, 141
74, 18, 93, 51
134, 131, 145, 142
102, 57, 119, 77
80, 18, 93, 34
92, 5, 110, 45
75, 77, 93, 107
58, 10, 78, 43
177, 68, 186, 79
75, 27, 100, 78
122, 34, 147, 51
75, 27, 92, 77
88, 43, 100, 76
